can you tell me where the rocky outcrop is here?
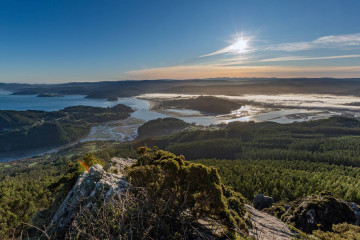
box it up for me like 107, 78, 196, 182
287, 192, 356, 233
47, 157, 135, 238
246, 205, 295, 240
253, 194, 274, 210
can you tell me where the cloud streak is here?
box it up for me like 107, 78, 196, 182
263, 33, 360, 52
126, 33, 360, 80
200, 34, 254, 57
260, 54, 360, 62
201, 33, 360, 57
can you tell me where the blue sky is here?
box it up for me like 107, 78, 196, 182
1, 0, 360, 83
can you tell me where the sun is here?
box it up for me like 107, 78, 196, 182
199, 33, 252, 57
230, 38, 249, 54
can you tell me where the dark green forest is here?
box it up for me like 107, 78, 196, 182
136, 117, 190, 140
159, 96, 245, 114
136, 117, 360, 203
2, 116, 360, 238
195, 159, 360, 203
138, 117, 360, 166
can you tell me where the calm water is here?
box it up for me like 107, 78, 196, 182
0, 90, 222, 125
0, 89, 119, 111
0, 90, 221, 162
1, 90, 349, 126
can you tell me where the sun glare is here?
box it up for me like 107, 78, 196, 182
230, 38, 249, 54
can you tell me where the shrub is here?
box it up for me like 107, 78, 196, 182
312, 223, 360, 240
126, 147, 250, 238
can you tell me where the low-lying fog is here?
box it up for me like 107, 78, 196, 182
138, 93, 360, 124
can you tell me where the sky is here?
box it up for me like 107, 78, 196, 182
1, 0, 360, 83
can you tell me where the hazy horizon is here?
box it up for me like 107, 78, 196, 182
2, 76, 360, 86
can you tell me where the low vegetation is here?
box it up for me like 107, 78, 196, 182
0, 141, 136, 239
312, 223, 360, 239
71, 147, 251, 239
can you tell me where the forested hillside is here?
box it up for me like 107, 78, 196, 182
195, 159, 360, 203
2, 117, 360, 238
136, 118, 190, 139
159, 96, 245, 114
0, 104, 132, 153
136, 117, 360, 203
138, 117, 360, 166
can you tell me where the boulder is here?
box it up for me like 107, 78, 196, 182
253, 194, 274, 210
346, 202, 360, 226
47, 158, 135, 238
355, 211, 360, 226
288, 192, 355, 233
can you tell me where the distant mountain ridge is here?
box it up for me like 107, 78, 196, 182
2, 77, 360, 99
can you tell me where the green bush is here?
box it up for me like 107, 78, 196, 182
82, 153, 104, 167
126, 147, 250, 238
312, 223, 360, 239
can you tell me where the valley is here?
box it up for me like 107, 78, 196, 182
2, 1, 360, 238
1, 79, 360, 239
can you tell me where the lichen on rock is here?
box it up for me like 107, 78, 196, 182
47, 158, 135, 238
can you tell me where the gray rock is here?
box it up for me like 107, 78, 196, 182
344, 201, 360, 226
253, 194, 274, 210
105, 157, 136, 174
354, 211, 360, 226
288, 193, 356, 233
47, 158, 135, 238
346, 202, 359, 212
305, 209, 316, 225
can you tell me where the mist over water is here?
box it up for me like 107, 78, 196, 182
2, 89, 360, 162
2, 90, 360, 126
139, 93, 360, 122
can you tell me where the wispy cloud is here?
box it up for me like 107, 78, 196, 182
126, 33, 360, 80
261, 54, 360, 62
263, 42, 314, 52
200, 33, 254, 57
201, 33, 360, 57
263, 33, 360, 52
314, 33, 360, 45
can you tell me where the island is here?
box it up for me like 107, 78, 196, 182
107, 96, 118, 101
37, 93, 64, 97
158, 96, 246, 114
